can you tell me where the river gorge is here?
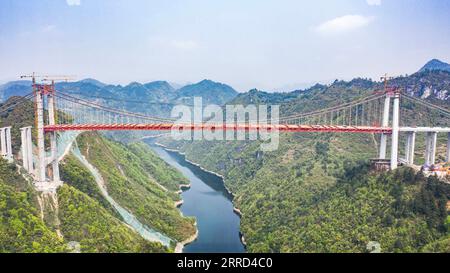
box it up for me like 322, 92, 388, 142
148, 142, 246, 253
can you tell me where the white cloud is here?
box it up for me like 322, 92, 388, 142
66, 0, 81, 6
315, 15, 374, 35
366, 0, 381, 6
42, 25, 56, 33
170, 40, 199, 51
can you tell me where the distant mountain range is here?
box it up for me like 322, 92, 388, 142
2, 59, 450, 111
229, 59, 450, 108
0, 78, 238, 117
0, 80, 33, 101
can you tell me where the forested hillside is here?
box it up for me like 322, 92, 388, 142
1, 63, 449, 253
159, 130, 450, 253
75, 132, 196, 242
0, 96, 196, 252
0, 97, 35, 153
0, 160, 65, 253
0, 157, 169, 253
158, 70, 450, 252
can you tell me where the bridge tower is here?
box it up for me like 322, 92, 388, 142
379, 74, 394, 160
390, 90, 400, 170
377, 73, 401, 170
47, 81, 60, 182
19, 74, 73, 191
34, 80, 47, 183
33, 80, 62, 188
379, 95, 391, 159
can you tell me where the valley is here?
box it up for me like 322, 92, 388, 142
149, 142, 245, 253
0, 60, 450, 253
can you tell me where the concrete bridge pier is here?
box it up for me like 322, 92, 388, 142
0, 127, 13, 163
405, 132, 416, 165
20, 127, 34, 173
6, 127, 12, 163
446, 132, 450, 162
425, 132, 437, 166
0, 128, 6, 158
20, 128, 29, 171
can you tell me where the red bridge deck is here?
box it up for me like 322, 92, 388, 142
44, 124, 392, 134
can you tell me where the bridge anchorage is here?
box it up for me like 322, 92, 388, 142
6, 75, 450, 191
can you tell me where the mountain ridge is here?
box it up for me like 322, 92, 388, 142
419, 59, 450, 73
156, 65, 450, 253
2, 58, 449, 103
0, 78, 238, 104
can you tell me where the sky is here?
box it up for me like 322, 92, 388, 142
1, 0, 450, 92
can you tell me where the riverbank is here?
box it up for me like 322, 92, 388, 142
172, 183, 197, 249
174, 200, 184, 208
175, 223, 199, 253
154, 142, 235, 197
232, 208, 247, 248
233, 207, 243, 217
175, 183, 190, 207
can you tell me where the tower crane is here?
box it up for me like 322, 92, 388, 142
20, 73, 75, 83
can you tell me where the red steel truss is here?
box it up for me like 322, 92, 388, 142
44, 124, 392, 134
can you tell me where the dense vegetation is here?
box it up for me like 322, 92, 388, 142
159, 70, 450, 252
77, 132, 196, 242
57, 184, 167, 253
161, 132, 450, 252
127, 143, 191, 192
2, 65, 449, 253
60, 154, 117, 217
0, 156, 170, 253
0, 159, 65, 253
0, 98, 35, 153
1, 95, 196, 252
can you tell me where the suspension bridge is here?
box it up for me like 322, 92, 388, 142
1, 76, 450, 192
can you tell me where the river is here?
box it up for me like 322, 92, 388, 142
148, 142, 246, 253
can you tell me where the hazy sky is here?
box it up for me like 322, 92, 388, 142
1, 0, 450, 91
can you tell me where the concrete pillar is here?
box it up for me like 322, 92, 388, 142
446, 133, 450, 162
5, 127, 12, 163
404, 132, 416, 165
20, 127, 29, 171
379, 96, 391, 159
425, 132, 431, 165
405, 133, 410, 164
425, 132, 438, 166
48, 93, 59, 182
26, 127, 34, 174
390, 94, 400, 170
405, 132, 416, 165
35, 91, 46, 182
0, 128, 6, 159
431, 132, 437, 165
